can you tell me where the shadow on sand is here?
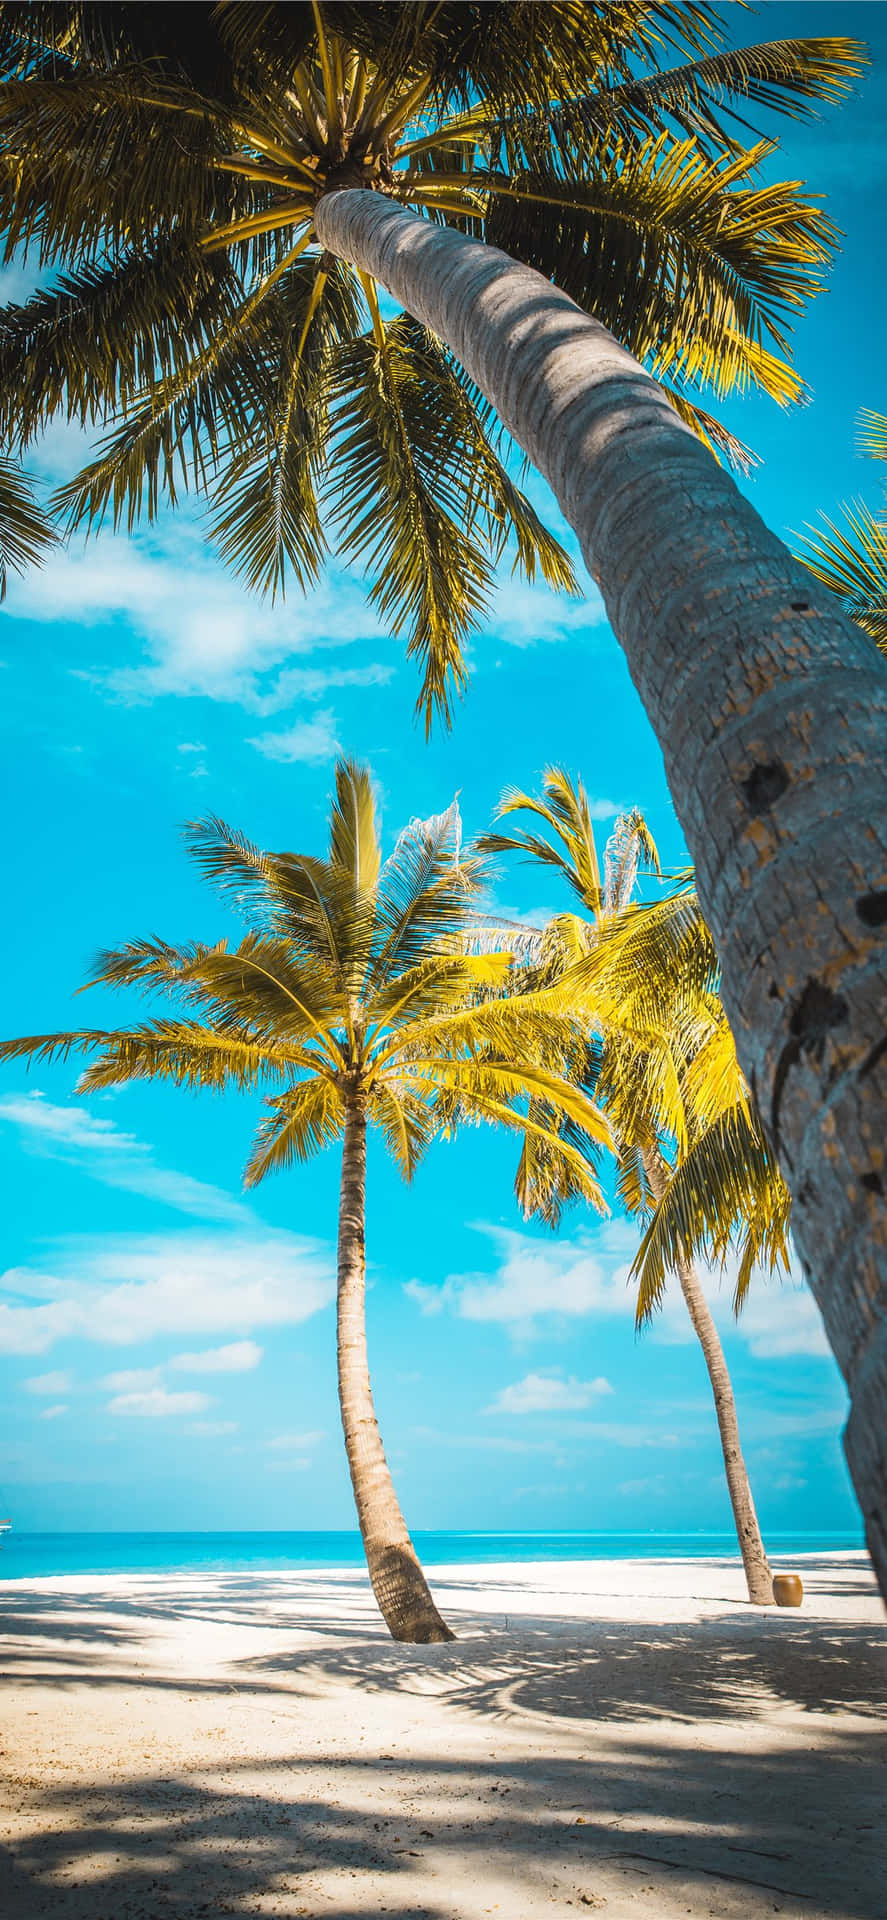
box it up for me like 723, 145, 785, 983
0, 1560, 884, 1919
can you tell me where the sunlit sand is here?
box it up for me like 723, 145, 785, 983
1, 1553, 883, 1918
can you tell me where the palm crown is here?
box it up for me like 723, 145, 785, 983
479, 769, 789, 1312
0, 760, 609, 1204
0, 2, 864, 721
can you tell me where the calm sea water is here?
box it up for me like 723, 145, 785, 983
0, 1529, 864, 1581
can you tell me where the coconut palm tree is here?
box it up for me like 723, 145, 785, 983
480, 771, 781, 1602
0, 7, 884, 1595
0, 759, 609, 1642
795, 409, 887, 654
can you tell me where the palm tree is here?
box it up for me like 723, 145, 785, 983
480, 771, 779, 1603
0, 760, 609, 1642
0, 9, 884, 1596
795, 409, 887, 653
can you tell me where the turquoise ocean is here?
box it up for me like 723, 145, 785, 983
0, 1529, 864, 1581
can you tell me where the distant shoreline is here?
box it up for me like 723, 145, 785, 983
0, 1528, 867, 1583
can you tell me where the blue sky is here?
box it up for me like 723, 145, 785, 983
0, 3, 882, 1538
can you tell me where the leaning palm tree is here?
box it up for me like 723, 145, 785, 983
0, 8, 884, 1595
0, 760, 609, 1643
481, 772, 781, 1603
794, 408, 887, 654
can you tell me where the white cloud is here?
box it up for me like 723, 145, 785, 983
0, 1094, 142, 1155
486, 1372, 613, 1415
6, 520, 389, 707
0, 1092, 250, 1225
24, 1370, 72, 1396
408, 1222, 830, 1362
406, 1222, 638, 1326
188, 1420, 239, 1437
730, 1284, 830, 1360
39, 1403, 69, 1421
266, 1430, 324, 1452
177, 741, 206, 755
100, 1367, 163, 1392
0, 1230, 334, 1355
251, 662, 393, 714
170, 1340, 262, 1374
486, 571, 607, 651
248, 710, 339, 764
108, 1387, 212, 1418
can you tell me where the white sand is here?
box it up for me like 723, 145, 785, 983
0, 1553, 884, 1919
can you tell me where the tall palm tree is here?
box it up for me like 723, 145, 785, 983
481, 771, 779, 1603
0, 8, 884, 1596
0, 760, 609, 1643
795, 408, 887, 654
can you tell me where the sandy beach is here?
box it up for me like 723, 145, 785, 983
0, 1553, 884, 1920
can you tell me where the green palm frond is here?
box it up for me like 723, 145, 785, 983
0, 4, 861, 725
369, 797, 475, 985
244, 1074, 344, 1185
73, 1020, 304, 1094
794, 502, 887, 654
369, 1080, 435, 1180
0, 456, 56, 594
631, 1103, 790, 1322
484, 137, 838, 378
328, 757, 382, 894
1, 758, 610, 1226
856, 408, 887, 462
479, 768, 607, 916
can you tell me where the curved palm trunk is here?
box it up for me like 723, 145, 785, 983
337, 1096, 454, 1643
642, 1147, 773, 1604
315, 190, 887, 1597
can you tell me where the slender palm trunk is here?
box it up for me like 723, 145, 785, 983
676, 1250, 774, 1605
315, 190, 887, 1597
336, 1095, 454, 1643
641, 1147, 773, 1604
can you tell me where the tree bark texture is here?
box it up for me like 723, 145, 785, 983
315, 189, 887, 1597
336, 1096, 454, 1642
642, 1149, 774, 1604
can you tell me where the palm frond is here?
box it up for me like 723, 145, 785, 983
631, 1102, 789, 1322
793, 502, 887, 653
244, 1073, 344, 1185
857, 408, 887, 463
0, 455, 57, 595
369, 1079, 435, 1180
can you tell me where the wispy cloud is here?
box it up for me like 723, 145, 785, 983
170, 1340, 262, 1374
0, 1095, 142, 1155
24, 1369, 72, 1396
39, 1403, 69, 1421
0, 1230, 334, 1355
188, 1419, 239, 1438
108, 1387, 212, 1419
0, 1092, 250, 1225
248, 710, 339, 764
485, 571, 607, 651
266, 1430, 324, 1452
486, 1372, 613, 1414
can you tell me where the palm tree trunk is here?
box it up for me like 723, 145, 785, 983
641, 1146, 774, 1604
337, 1094, 454, 1642
315, 189, 887, 1598
675, 1250, 774, 1605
